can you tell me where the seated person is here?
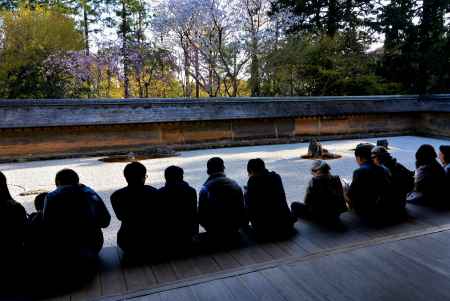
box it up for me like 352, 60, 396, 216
43, 169, 111, 259
158, 166, 198, 246
439, 145, 450, 181
346, 143, 393, 221
111, 162, 161, 256
0, 171, 27, 262
408, 144, 446, 207
244, 159, 295, 239
25, 192, 47, 251
198, 157, 247, 241
291, 160, 347, 224
372, 146, 414, 216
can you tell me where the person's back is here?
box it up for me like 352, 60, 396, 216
408, 144, 446, 207
347, 144, 392, 220
44, 170, 111, 257
439, 145, 450, 189
291, 160, 347, 224
111, 162, 160, 255
199, 157, 246, 238
245, 159, 295, 237
372, 146, 413, 215
158, 166, 198, 245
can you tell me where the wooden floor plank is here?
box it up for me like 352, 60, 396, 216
118, 250, 157, 292
98, 247, 127, 297
151, 262, 178, 284
221, 277, 258, 301
190, 254, 221, 274
239, 270, 288, 301
191, 279, 237, 301
260, 267, 318, 301
211, 250, 241, 270
171, 257, 201, 279
259, 241, 291, 259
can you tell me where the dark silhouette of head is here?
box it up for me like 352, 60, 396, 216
34, 192, 47, 211
415, 144, 437, 168
354, 143, 375, 165
124, 162, 147, 186
55, 169, 79, 187
439, 145, 450, 165
0, 171, 13, 202
207, 157, 225, 175
247, 158, 267, 176
371, 146, 392, 165
165, 165, 184, 183
310, 160, 331, 175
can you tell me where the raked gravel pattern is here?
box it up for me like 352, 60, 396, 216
1, 135, 449, 247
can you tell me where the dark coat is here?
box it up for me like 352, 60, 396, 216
111, 185, 160, 253
158, 181, 198, 242
245, 171, 295, 235
198, 173, 246, 235
408, 160, 446, 206
0, 199, 27, 256
303, 174, 347, 219
347, 162, 392, 218
382, 158, 414, 210
43, 185, 111, 256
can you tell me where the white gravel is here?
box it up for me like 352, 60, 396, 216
1, 135, 449, 246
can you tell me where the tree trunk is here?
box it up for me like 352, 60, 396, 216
121, 0, 130, 98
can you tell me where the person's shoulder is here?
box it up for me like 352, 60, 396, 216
111, 186, 128, 200
143, 185, 159, 194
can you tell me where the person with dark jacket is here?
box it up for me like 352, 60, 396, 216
111, 162, 161, 256
158, 166, 198, 246
25, 192, 47, 252
346, 143, 393, 221
44, 169, 111, 258
291, 160, 347, 224
198, 157, 247, 240
372, 146, 414, 216
0, 171, 27, 295
439, 145, 450, 182
0, 171, 27, 259
408, 144, 447, 207
245, 159, 295, 239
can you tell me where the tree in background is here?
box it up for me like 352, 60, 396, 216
0, 6, 84, 98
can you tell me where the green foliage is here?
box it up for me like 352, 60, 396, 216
0, 6, 84, 98
261, 34, 402, 96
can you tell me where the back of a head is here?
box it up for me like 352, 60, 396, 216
311, 160, 331, 174
165, 165, 184, 183
34, 192, 48, 211
355, 143, 375, 162
439, 145, 450, 164
416, 144, 437, 167
207, 157, 225, 175
55, 169, 80, 186
371, 146, 391, 162
247, 158, 267, 174
124, 162, 147, 186
0, 171, 13, 202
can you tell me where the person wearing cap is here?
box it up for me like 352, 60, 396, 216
439, 145, 450, 180
198, 157, 247, 241
371, 146, 414, 217
291, 160, 347, 225
407, 144, 446, 207
346, 143, 393, 221
244, 159, 296, 239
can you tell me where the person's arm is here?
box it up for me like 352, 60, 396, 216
190, 188, 199, 236
91, 191, 111, 228
303, 179, 315, 207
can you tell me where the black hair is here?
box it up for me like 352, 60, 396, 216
124, 162, 147, 185
415, 144, 437, 168
207, 157, 225, 175
439, 145, 450, 164
165, 165, 184, 183
247, 158, 267, 174
354, 143, 375, 161
55, 169, 79, 186
34, 192, 47, 211
0, 171, 13, 203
